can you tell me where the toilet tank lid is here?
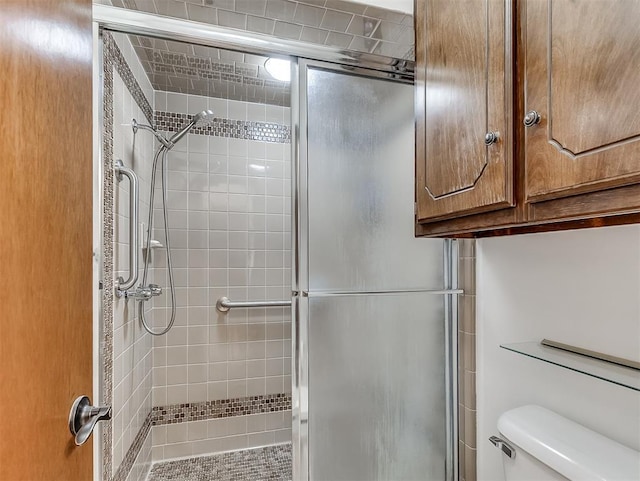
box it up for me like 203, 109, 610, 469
498, 405, 640, 481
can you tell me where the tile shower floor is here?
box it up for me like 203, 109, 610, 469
146, 444, 292, 481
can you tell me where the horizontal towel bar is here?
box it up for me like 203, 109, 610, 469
216, 297, 292, 313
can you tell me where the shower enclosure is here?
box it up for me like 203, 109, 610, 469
95, 4, 457, 481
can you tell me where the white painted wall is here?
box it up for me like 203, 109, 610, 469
349, 0, 413, 14
476, 225, 640, 480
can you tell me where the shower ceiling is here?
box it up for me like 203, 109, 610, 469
108, 0, 414, 104
128, 34, 291, 106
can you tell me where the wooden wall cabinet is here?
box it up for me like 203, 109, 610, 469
415, 0, 640, 237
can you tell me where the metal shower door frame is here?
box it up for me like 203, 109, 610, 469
292, 58, 459, 481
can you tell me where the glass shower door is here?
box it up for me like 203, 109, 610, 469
308, 293, 447, 481
293, 60, 456, 481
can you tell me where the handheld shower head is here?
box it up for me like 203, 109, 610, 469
168, 109, 215, 146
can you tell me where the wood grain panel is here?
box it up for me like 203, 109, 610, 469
0, 1, 93, 479
525, 0, 640, 201
416, 0, 514, 222
424, 0, 486, 197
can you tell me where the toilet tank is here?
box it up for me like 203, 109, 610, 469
496, 405, 640, 481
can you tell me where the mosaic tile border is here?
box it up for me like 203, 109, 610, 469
105, 33, 154, 125
147, 443, 292, 481
113, 412, 152, 481
102, 29, 116, 481
154, 111, 291, 144
152, 394, 292, 427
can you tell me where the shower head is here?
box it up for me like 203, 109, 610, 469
193, 109, 216, 127
168, 109, 215, 146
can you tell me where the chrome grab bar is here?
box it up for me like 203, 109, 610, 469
216, 296, 292, 313
114, 159, 139, 296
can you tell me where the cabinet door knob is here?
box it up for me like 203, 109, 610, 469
523, 110, 541, 127
484, 131, 499, 146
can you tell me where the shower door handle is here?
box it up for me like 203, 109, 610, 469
68, 396, 112, 446
114, 159, 139, 296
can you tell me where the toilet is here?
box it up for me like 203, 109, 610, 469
492, 405, 640, 481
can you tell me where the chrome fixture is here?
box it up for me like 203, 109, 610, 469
122, 283, 163, 302
489, 435, 516, 459
523, 110, 541, 127
68, 395, 112, 446
132, 119, 172, 148
135, 110, 215, 336
114, 159, 139, 296
541, 338, 640, 370
131, 109, 214, 150
484, 131, 499, 146
168, 109, 215, 145
216, 296, 292, 313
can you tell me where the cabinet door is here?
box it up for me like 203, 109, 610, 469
525, 0, 640, 202
416, 0, 513, 223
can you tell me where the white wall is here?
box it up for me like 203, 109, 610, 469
476, 225, 640, 480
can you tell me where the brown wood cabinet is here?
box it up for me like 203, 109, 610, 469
415, 0, 513, 222
415, 0, 640, 237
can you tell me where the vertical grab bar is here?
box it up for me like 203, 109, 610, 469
114, 159, 139, 296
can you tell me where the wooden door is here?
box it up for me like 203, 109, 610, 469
525, 0, 640, 202
0, 1, 93, 480
415, 0, 513, 223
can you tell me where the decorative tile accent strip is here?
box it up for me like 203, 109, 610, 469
102, 28, 116, 481
151, 394, 292, 427
146, 443, 292, 481
104, 33, 154, 125
154, 111, 291, 144
113, 412, 152, 481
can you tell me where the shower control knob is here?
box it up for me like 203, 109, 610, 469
484, 131, 499, 146
124, 284, 163, 301
523, 110, 541, 127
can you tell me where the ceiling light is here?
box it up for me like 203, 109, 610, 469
264, 58, 291, 82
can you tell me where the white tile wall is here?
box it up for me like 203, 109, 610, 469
111, 32, 155, 478
150, 91, 293, 461
150, 411, 292, 462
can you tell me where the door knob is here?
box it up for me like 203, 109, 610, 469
68, 395, 111, 446
523, 110, 541, 127
484, 131, 499, 146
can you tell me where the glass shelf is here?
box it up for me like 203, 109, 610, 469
500, 341, 640, 392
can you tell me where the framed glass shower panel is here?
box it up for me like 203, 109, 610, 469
307, 292, 447, 481
303, 65, 444, 293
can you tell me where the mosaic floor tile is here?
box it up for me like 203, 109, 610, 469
146, 444, 292, 481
